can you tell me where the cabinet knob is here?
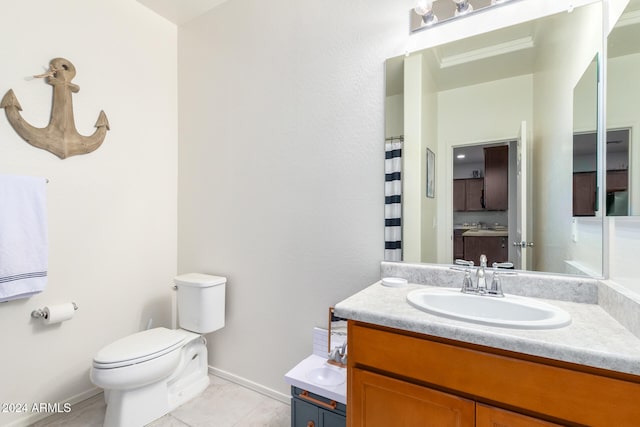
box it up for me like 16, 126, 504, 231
307, 422, 315, 427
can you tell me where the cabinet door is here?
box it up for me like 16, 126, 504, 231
476, 404, 563, 427
573, 172, 596, 216
453, 230, 465, 260
454, 179, 467, 211
292, 398, 319, 427
463, 237, 508, 266
320, 408, 346, 427
484, 146, 508, 210
463, 236, 482, 266
350, 367, 474, 427
483, 236, 508, 265
607, 169, 628, 192
466, 178, 485, 211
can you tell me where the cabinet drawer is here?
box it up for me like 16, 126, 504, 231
348, 321, 640, 426
292, 387, 346, 416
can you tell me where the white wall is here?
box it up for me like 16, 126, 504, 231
403, 52, 440, 264
609, 217, 640, 292
420, 55, 439, 264
404, 54, 426, 262
0, 2, 177, 426
177, 0, 402, 397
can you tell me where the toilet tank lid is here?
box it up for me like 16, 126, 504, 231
174, 273, 226, 287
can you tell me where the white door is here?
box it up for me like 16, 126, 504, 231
515, 121, 531, 270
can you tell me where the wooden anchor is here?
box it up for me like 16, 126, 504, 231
1, 58, 109, 159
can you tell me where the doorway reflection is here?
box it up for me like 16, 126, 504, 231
453, 141, 515, 266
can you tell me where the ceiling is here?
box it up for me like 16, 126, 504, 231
137, 0, 230, 25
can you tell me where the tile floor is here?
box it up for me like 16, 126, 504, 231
32, 375, 291, 427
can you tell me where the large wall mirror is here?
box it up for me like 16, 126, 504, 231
384, 2, 604, 277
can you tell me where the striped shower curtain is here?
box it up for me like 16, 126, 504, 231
384, 140, 403, 261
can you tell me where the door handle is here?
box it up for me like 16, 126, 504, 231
298, 390, 337, 410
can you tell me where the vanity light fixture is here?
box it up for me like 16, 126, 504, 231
456, 154, 466, 159
414, 0, 438, 26
452, 0, 473, 16
410, 0, 517, 34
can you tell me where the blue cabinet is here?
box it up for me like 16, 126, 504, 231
291, 387, 346, 427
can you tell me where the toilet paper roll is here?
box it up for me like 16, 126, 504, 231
44, 303, 76, 324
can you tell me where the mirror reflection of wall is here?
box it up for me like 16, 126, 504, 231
607, 0, 640, 216
385, 2, 603, 277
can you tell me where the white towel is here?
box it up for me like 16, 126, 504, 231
0, 175, 48, 302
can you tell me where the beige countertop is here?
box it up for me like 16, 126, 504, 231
334, 264, 640, 377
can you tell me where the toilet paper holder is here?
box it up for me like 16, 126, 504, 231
31, 302, 78, 319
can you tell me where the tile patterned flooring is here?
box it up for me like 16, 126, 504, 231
32, 375, 291, 427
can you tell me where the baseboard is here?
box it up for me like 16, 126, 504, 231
208, 366, 291, 405
2, 387, 102, 427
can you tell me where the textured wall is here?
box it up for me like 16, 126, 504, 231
0, 1, 177, 425
177, 0, 407, 396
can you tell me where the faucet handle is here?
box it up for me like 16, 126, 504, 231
488, 272, 504, 297
492, 261, 514, 269
455, 259, 474, 267
479, 254, 487, 268
461, 270, 473, 293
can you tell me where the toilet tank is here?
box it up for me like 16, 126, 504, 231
174, 273, 226, 334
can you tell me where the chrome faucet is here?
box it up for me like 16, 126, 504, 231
329, 342, 347, 365
455, 255, 514, 297
475, 254, 488, 292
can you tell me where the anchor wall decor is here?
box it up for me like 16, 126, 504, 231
1, 58, 109, 159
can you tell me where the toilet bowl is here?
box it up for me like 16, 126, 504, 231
90, 274, 226, 427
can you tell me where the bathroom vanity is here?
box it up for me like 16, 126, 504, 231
291, 386, 346, 427
285, 351, 347, 426
334, 263, 640, 427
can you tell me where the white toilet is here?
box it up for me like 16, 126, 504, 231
90, 273, 226, 427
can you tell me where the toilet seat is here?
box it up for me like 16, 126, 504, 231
93, 327, 188, 369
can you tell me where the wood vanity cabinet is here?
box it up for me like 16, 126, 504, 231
347, 321, 640, 427
454, 178, 484, 211
483, 146, 508, 211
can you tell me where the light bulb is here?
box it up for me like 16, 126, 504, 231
414, 0, 433, 16
414, 0, 438, 26
452, 0, 473, 16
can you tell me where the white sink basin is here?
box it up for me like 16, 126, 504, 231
406, 288, 571, 329
306, 366, 345, 387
